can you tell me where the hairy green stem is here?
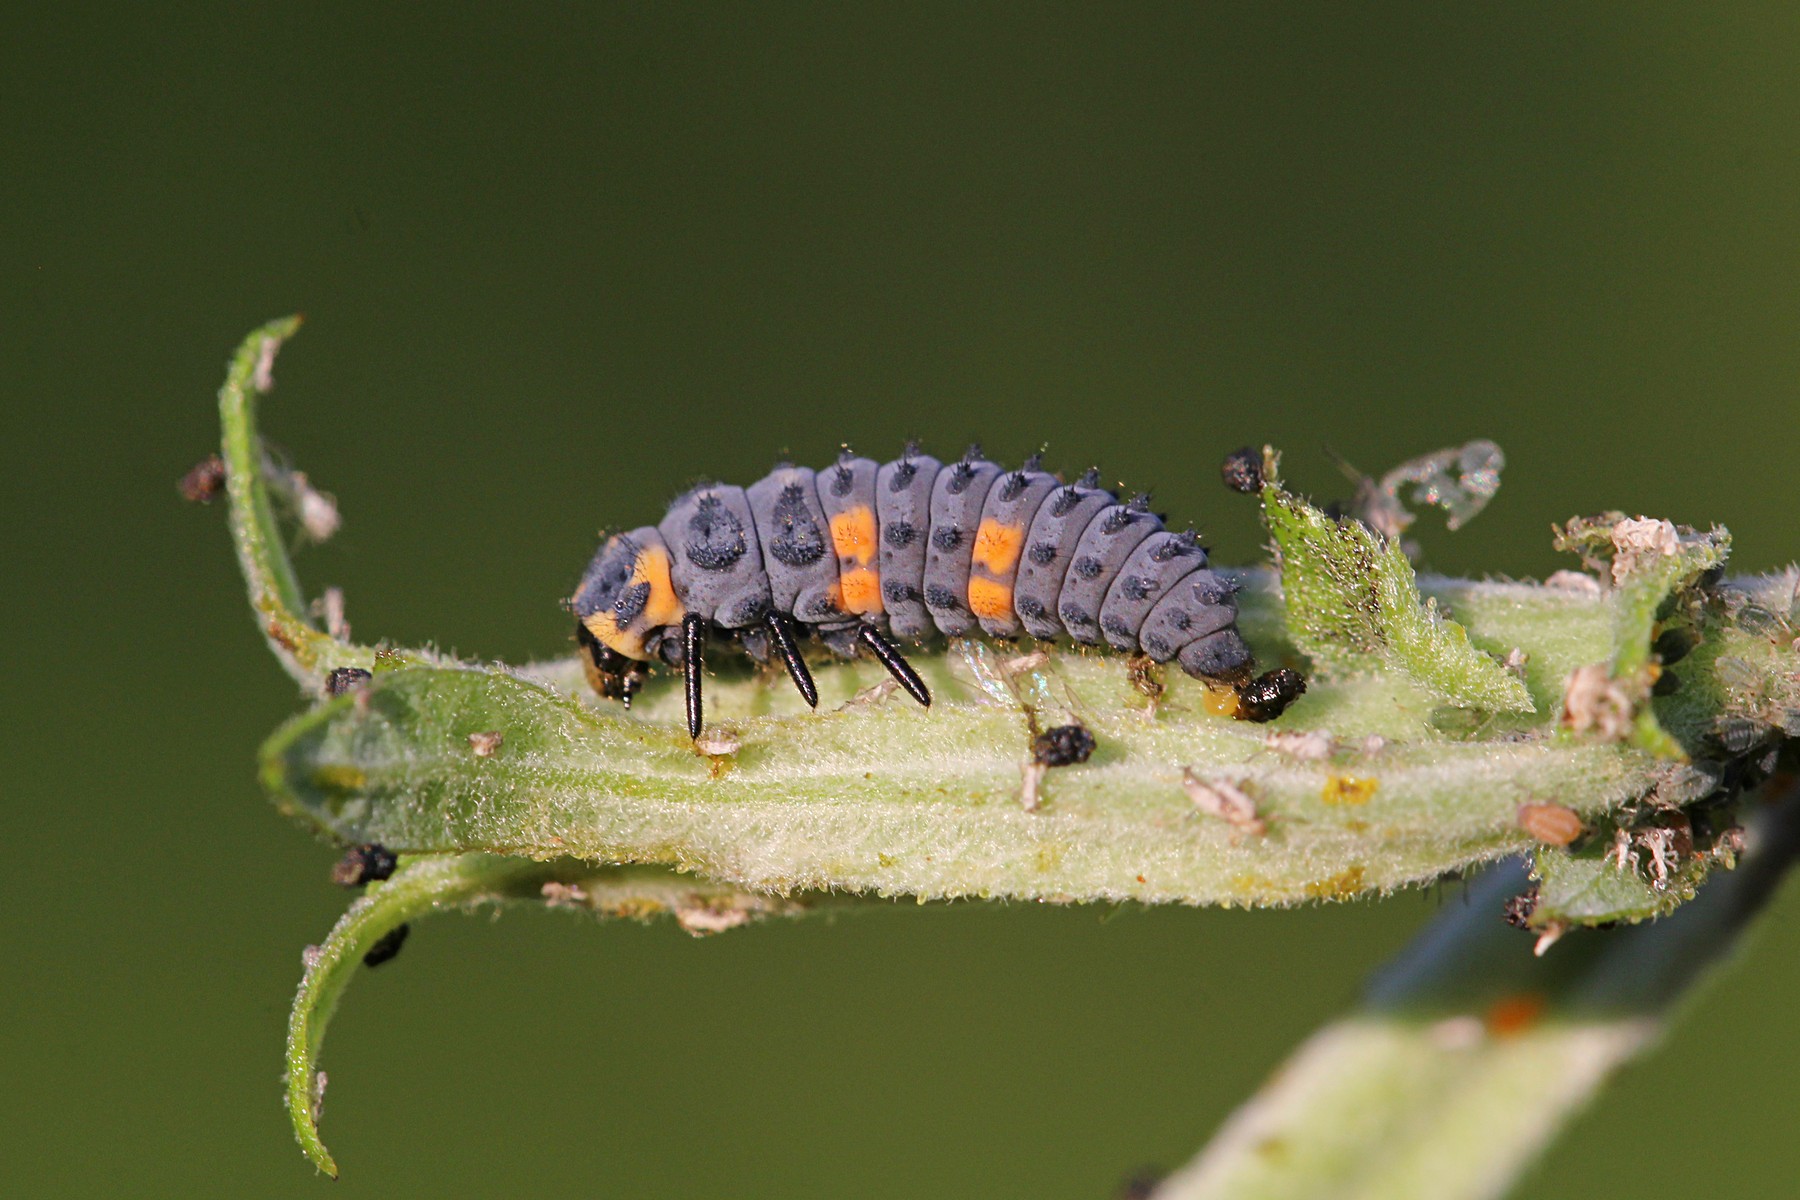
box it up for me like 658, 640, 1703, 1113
1150, 779, 1800, 1200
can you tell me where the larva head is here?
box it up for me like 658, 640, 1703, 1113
570, 527, 686, 662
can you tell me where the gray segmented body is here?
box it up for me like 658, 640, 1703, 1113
572, 445, 1252, 690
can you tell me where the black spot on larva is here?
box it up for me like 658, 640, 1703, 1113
1073, 556, 1104, 580
801, 594, 842, 620
1171, 609, 1192, 632
830, 465, 853, 496
325, 667, 373, 697
769, 486, 826, 567
1050, 486, 1083, 517
925, 584, 961, 609
1120, 576, 1154, 601
883, 580, 918, 604
932, 525, 963, 551
362, 924, 410, 968
331, 843, 398, 887
1033, 723, 1095, 767
684, 497, 746, 570
613, 581, 651, 623
1102, 615, 1135, 641
1144, 634, 1171, 658
890, 459, 917, 489
1101, 507, 1135, 535
1189, 576, 1235, 606
727, 595, 770, 625
999, 471, 1030, 501
1060, 603, 1094, 628
1221, 447, 1263, 494
1236, 668, 1307, 723
1016, 595, 1046, 618
1028, 542, 1058, 565
885, 520, 917, 548
947, 462, 977, 494
1151, 537, 1195, 563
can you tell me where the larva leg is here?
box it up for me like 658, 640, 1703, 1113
857, 623, 931, 708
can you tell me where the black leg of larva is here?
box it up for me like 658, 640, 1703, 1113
682, 613, 706, 739
765, 612, 818, 709
857, 623, 931, 708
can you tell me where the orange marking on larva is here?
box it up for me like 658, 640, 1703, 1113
635, 545, 686, 628
967, 576, 1014, 621
837, 567, 884, 615
1483, 993, 1546, 1038
830, 506, 878, 565
971, 518, 1025, 575
582, 611, 645, 660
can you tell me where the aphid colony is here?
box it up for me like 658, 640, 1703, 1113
572, 445, 1274, 738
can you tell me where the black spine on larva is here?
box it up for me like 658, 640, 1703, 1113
921, 446, 1003, 637
745, 465, 848, 630
874, 447, 943, 641
970, 457, 1060, 639
1138, 568, 1239, 663
1055, 495, 1162, 645
657, 484, 772, 628
1013, 470, 1115, 641
1096, 529, 1209, 652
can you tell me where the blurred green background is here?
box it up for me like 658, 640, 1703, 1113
5, 4, 1800, 1196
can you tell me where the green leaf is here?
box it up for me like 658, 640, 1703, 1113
1261, 459, 1536, 714
1530, 836, 1708, 929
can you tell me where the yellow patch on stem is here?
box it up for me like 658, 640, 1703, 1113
1321, 775, 1379, 805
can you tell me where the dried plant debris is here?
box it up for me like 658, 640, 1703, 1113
467, 730, 504, 757
330, 843, 398, 887
178, 454, 227, 503
1561, 663, 1637, 741
1350, 439, 1505, 540
316, 586, 351, 641
1552, 511, 1729, 593
1181, 769, 1266, 836
1220, 446, 1264, 494
324, 666, 372, 697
